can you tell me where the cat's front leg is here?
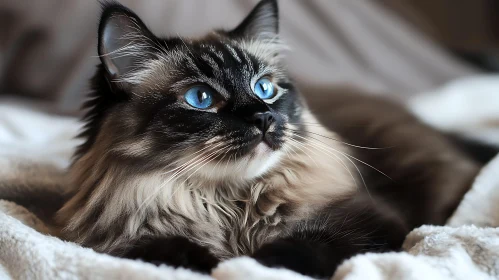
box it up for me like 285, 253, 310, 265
252, 194, 409, 278
252, 238, 330, 278
124, 236, 219, 273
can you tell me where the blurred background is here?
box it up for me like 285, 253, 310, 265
0, 0, 498, 115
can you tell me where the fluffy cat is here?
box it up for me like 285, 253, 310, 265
58, 0, 356, 259
48, 0, 482, 278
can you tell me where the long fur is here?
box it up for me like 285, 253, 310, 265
57, 1, 356, 259
53, 1, 483, 278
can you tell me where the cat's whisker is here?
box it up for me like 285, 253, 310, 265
287, 142, 300, 157
291, 133, 368, 197
287, 122, 325, 127
135, 152, 207, 213
287, 138, 320, 167
291, 132, 393, 182
290, 136, 359, 191
281, 141, 296, 161
136, 144, 225, 215
210, 147, 230, 174
289, 122, 372, 128
179, 147, 228, 187
161, 143, 224, 175
289, 128, 392, 150
133, 156, 199, 216
166, 147, 225, 187
282, 148, 292, 161
140, 150, 217, 212
166, 150, 225, 205
158, 154, 209, 177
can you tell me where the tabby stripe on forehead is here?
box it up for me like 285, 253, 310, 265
201, 54, 220, 74
248, 54, 260, 74
210, 51, 231, 75
209, 46, 225, 63
225, 44, 242, 63
240, 48, 254, 72
185, 56, 202, 75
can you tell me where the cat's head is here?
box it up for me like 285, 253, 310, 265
79, 0, 305, 183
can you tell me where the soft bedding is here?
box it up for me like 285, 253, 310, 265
0, 75, 498, 280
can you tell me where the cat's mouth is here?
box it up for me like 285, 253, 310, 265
191, 131, 285, 181
244, 133, 281, 157
253, 142, 272, 156
260, 134, 277, 149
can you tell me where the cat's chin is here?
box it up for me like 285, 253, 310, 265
193, 142, 283, 183
252, 142, 272, 157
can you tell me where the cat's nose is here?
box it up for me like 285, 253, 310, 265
247, 112, 275, 133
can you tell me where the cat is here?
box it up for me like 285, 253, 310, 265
25, 0, 485, 278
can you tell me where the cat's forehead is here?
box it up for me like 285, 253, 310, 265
192, 33, 282, 67
126, 35, 286, 96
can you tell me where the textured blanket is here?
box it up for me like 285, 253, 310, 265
1, 76, 499, 279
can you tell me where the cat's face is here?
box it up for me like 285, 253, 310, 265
81, 0, 304, 182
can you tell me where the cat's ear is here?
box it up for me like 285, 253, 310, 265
98, 3, 155, 86
229, 0, 279, 40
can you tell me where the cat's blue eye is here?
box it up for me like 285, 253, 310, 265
253, 78, 275, 99
184, 86, 214, 109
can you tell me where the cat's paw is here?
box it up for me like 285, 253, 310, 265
125, 236, 219, 273
252, 239, 328, 278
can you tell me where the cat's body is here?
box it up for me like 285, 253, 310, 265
57, 89, 355, 258
0, 0, 489, 278
305, 86, 480, 228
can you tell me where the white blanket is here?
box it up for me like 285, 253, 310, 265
1, 75, 499, 280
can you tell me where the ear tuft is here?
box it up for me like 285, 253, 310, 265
98, 2, 156, 86
229, 0, 279, 41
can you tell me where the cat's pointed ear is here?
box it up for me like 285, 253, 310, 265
98, 3, 155, 86
229, 0, 279, 40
